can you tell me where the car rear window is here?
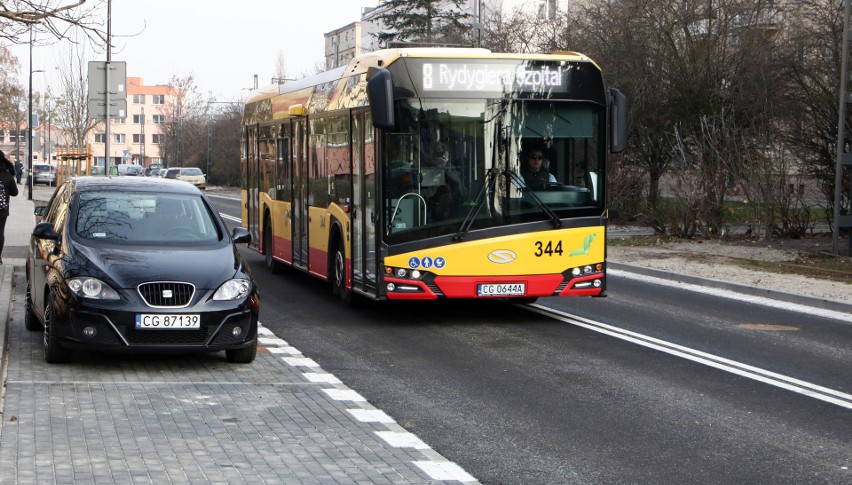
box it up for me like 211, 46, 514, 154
74, 191, 223, 244
181, 168, 203, 176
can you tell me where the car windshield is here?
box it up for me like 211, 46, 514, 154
74, 191, 223, 244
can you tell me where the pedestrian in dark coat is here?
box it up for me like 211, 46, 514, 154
0, 150, 20, 264
14, 160, 23, 184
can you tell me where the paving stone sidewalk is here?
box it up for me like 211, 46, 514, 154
0, 185, 478, 484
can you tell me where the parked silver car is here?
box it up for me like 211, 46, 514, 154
31, 164, 56, 186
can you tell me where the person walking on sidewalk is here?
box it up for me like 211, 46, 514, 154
14, 159, 23, 184
0, 150, 20, 264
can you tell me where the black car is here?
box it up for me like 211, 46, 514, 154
25, 177, 259, 363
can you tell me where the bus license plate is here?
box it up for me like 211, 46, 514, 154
477, 283, 526, 297
136, 314, 201, 329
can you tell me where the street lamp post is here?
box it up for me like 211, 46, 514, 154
27, 25, 34, 200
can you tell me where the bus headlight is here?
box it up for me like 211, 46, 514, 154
396, 268, 407, 278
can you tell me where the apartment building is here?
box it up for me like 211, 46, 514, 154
90, 76, 174, 167
325, 22, 362, 70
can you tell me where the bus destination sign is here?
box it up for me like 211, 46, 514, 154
422, 63, 566, 93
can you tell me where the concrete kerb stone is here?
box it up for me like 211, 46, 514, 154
0, 264, 14, 440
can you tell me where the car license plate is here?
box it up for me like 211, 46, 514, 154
135, 314, 201, 329
477, 283, 526, 297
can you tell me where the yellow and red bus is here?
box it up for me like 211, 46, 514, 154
241, 47, 628, 302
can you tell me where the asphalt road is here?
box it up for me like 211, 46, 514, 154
208, 193, 852, 485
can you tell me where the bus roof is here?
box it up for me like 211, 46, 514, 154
244, 47, 599, 105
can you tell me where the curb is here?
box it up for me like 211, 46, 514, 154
0, 264, 15, 439
608, 261, 852, 315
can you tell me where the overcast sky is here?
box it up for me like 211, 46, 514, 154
9, 0, 378, 101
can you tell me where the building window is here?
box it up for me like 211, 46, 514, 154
152, 134, 164, 144
133, 134, 145, 144
132, 94, 145, 104
152, 94, 165, 105
152, 114, 165, 124
95, 133, 106, 143
114, 117, 125, 124
133, 114, 145, 124
114, 133, 126, 143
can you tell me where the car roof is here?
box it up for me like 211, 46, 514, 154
68, 176, 203, 195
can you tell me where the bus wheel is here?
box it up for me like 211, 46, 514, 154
264, 219, 281, 274
332, 240, 356, 306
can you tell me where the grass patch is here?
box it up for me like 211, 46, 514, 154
726, 253, 852, 285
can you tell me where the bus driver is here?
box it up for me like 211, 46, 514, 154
520, 145, 557, 190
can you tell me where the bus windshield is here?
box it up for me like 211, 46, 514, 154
383, 98, 605, 243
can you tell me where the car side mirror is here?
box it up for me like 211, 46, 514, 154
231, 227, 251, 244
32, 222, 60, 241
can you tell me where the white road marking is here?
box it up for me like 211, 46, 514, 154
219, 213, 241, 223
414, 461, 477, 482
206, 193, 241, 201
375, 431, 429, 449
609, 268, 851, 322
303, 373, 342, 384
267, 346, 302, 355
282, 356, 319, 367
528, 305, 852, 410
347, 409, 395, 424
323, 389, 367, 402
258, 337, 288, 346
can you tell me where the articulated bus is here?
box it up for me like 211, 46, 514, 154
241, 47, 628, 303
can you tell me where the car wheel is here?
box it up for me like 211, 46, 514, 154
43, 291, 72, 363
226, 340, 257, 363
24, 280, 42, 331
264, 219, 282, 274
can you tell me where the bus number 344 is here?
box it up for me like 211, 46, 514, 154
534, 240, 563, 257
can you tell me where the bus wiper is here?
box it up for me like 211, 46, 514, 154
453, 168, 500, 242
506, 170, 563, 229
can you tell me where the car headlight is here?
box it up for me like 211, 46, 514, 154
67, 277, 120, 300
213, 279, 251, 301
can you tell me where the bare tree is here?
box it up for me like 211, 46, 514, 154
53, 40, 99, 151
0, 46, 25, 161
0, 0, 107, 45
158, 75, 206, 167
480, 6, 536, 53
274, 49, 287, 83
780, 0, 848, 226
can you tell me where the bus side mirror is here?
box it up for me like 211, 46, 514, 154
367, 66, 396, 131
610, 88, 629, 153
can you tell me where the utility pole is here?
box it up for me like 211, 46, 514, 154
834, 0, 852, 255
141, 106, 145, 164
27, 24, 34, 200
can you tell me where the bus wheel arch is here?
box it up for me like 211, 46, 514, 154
328, 222, 352, 303
263, 210, 281, 274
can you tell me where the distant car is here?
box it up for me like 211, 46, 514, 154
164, 167, 206, 189
31, 163, 57, 186
25, 176, 258, 363
144, 164, 163, 177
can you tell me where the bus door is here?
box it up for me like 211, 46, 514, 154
292, 119, 309, 270
351, 111, 378, 295
246, 125, 260, 246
